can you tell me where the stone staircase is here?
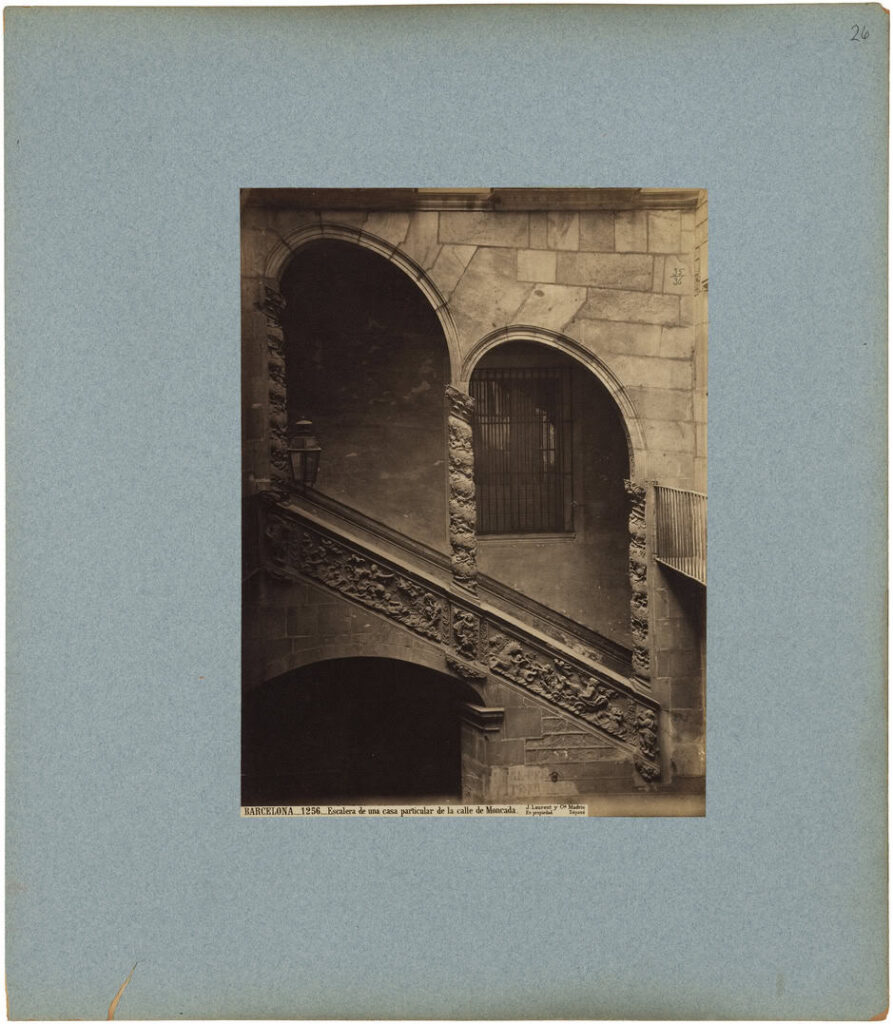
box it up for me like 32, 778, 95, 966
254, 490, 662, 782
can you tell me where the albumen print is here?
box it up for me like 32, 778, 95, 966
241, 188, 706, 816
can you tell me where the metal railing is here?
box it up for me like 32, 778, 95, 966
654, 485, 707, 585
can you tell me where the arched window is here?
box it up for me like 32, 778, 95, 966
469, 340, 631, 641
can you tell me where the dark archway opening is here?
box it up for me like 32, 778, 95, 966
242, 658, 479, 804
280, 240, 451, 551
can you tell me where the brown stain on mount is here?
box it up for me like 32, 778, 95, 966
107, 963, 137, 1020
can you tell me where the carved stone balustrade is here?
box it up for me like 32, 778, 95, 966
258, 494, 662, 782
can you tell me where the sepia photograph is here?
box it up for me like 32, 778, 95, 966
7, 2, 887, 1015
241, 188, 707, 816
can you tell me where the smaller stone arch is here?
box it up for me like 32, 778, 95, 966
460, 325, 647, 480
260, 638, 485, 705
262, 221, 462, 385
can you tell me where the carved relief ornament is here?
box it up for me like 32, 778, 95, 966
263, 510, 303, 580
451, 607, 480, 661
260, 504, 660, 778
300, 529, 445, 643
445, 385, 477, 592
263, 285, 289, 485
625, 480, 651, 687
487, 628, 660, 776
445, 652, 488, 682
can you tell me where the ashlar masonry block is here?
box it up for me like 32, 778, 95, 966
439, 211, 529, 248
315, 208, 367, 231
694, 456, 706, 491
565, 318, 662, 358
450, 246, 532, 330
526, 747, 624, 766
668, 707, 704, 745
660, 326, 695, 358
648, 210, 682, 253
287, 605, 318, 637
267, 207, 325, 241
625, 386, 693, 422
643, 419, 696, 454
526, 732, 612, 750
486, 738, 528, 766
651, 256, 664, 293
516, 249, 557, 283
542, 715, 586, 734
614, 210, 648, 252
669, 675, 704, 711
429, 244, 476, 296
693, 390, 708, 426
241, 229, 277, 274
514, 284, 587, 332
697, 239, 709, 283
604, 354, 692, 389
647, 451, 696, 488
662, 255, 693, 295
556, 251, 653, 291
484, 680, 529, 708
502, 707, 544, 739
361, 211, 411, 247
400, 211, 441, 271
579, 211, 614, 251
580, 288, 679, 326
319, 604, 353, 639
672, 743, 705, 778
547, 211, 580, 250
540, 758, 632, 779
529, 212, 548, 248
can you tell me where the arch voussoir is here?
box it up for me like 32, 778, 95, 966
262, 221, 461, 385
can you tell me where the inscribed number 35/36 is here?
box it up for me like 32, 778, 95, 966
851, 24, 870, 40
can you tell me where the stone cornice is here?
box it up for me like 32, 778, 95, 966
460, 703, 505, 732
242, 187, 705, 213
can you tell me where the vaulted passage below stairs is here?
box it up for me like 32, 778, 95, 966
242, 657, 481, 804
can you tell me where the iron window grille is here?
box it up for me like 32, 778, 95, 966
471, 367, 574, 534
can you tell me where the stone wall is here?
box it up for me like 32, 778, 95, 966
693, 193, 708, 492
651, 568, 706, 778
471, 678, 638, 800
242, 571, 457, 691
242, 197, 704, 489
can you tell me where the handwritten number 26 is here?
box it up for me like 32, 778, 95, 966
851, 24, 870, 40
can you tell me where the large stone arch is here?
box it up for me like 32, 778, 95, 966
262, 221, 462, 384
459, 325, 646, 481
462, 325, 652, 689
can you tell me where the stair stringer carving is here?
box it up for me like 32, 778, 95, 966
260, 497, 661, 781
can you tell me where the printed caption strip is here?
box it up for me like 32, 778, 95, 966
242, 803, 587, 817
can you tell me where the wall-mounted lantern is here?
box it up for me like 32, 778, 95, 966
287, 417, 321, 490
